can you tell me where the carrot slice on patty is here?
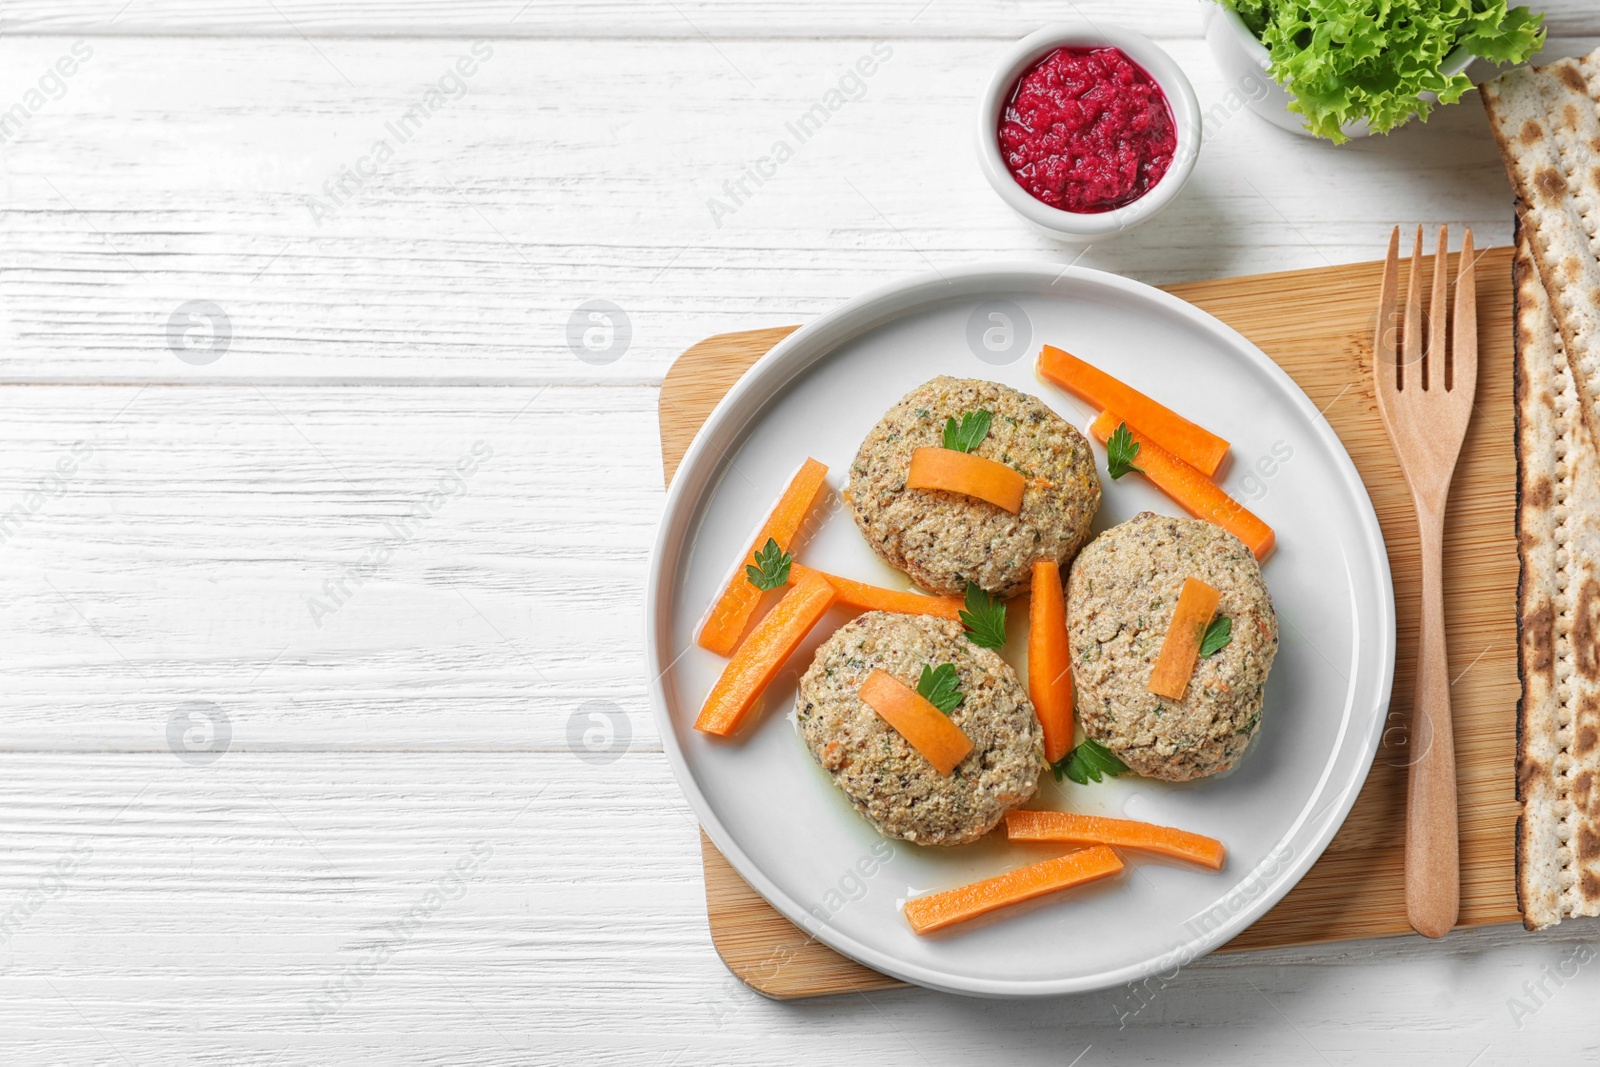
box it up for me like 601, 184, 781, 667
1147, 576, 1222, 701
905, 447, 1026, 513
857, 669, 973, 776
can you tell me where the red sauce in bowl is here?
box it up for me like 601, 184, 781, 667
998, 46, 1177, 214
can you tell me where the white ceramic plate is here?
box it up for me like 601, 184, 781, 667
645, 264, 1394, 997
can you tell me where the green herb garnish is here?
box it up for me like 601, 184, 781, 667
744, 537, 792, 591
915, 663, 964, 714
1105, 421, 1142, 481
1199, 615, 1233, 658
942, 409, 992, 454
1052, 738, 1130, 785
959, 581, 1007, 650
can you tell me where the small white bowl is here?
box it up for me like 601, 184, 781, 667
976, 23, 1201, 242
1202, 3, 1472, 140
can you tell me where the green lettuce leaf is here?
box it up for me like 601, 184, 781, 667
1216, 0, 1545, 142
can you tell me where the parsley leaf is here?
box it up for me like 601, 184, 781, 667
959, 581, 1007, 650
1199, 615, 1232, 658
744, 537, 792, 592
1051, 739, 1131, 784
942, 409, 993, 454
1105, 421, 1143, 480
916, 663, 964, 714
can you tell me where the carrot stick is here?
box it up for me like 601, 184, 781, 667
905, 447, 1026, 513
1147, 576, 1222, 701
1028, 560, 1074, 765
902, 846, 1123, 935
694, 571, 837, 738
697, 458, 830, 656
1088, 411, 1275, 559
788, 564, 964, 621
857, 669, 974, 775
1039, 345, 1230, 476
1005, 810, 1226, 870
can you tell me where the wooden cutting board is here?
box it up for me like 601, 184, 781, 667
660, 248, 1521, 999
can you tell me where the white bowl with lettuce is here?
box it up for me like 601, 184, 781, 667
1204, 0, 1544, 142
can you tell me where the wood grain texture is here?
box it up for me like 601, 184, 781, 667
1371, 227, 1479, 939
0, 384, 662, 752
5, 1, 1600, 37
2, 4, 1598, 1056
664, 248, 1521, 997
700, 831, 905, 998
660, 327, 799, 486
3, 35, 1593, 387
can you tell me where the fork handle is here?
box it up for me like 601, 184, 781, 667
1405, 504, 1458, 939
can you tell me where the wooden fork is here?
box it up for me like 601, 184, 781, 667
1374, 224, 1478, 939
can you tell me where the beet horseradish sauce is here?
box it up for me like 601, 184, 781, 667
998, 46, 1177, 214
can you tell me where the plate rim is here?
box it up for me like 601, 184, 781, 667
645, 261, 1396, 997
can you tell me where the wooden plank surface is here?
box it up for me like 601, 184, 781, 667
3, 34, 1581, 387
5, 1, 1598, 37
661, 247, 1520, 997
4, 6, 1596, 1056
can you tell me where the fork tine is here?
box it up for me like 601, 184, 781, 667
1376, 225, 1400, 392
1451, 227, 1476, 393
1428, 225, 1449, 392
1402, 226, 1424, 391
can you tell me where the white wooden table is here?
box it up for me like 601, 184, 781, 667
1, 2, 1597, 1062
